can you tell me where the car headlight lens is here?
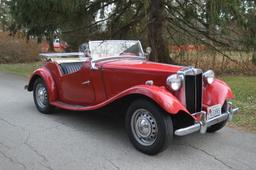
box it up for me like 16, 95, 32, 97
203, 70, 215, 85
166, 74, 182, 91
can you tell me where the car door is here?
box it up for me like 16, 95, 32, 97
60, 61, 95, 105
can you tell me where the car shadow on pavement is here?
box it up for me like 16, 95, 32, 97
52, 107, 126, 132
48, 106, 132, 145
45, 106, 224, 154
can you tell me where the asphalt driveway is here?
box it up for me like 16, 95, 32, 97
0, 72, 256, 170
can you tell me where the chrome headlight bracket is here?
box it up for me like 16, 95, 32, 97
166, 74, 183, 91
203, 70, 215, 85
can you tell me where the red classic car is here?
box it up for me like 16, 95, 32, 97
26, 40, 239, 155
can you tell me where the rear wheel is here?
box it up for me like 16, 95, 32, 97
33, 79, 53, 114
126, 99, 173, 155
207, 101, 228, 133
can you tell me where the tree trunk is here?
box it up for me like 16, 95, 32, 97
2, 23, 5, 32
147, 0, 173, 63
212, 51, 216, 69
47, 37, 54, 52
252, 49, 256, 65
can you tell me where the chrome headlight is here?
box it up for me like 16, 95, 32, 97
166, 74, 182, 91
203, 70, 215, 85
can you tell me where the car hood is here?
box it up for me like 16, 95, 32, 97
98, 59, 184, 74
97, 59, 185, 99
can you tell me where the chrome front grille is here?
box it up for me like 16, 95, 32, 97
178, 67, 203, 113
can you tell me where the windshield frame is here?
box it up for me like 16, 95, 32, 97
88, 40, 145, 62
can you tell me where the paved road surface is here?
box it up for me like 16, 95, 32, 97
0, 72, 256, 170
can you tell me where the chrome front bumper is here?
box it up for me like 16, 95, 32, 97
175, 103, 239, 136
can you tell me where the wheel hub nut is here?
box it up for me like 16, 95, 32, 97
137, 117, 151, 137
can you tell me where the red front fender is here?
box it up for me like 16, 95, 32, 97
114, 85, 189, 115
203, 79, 234, 107
27, 67, 57, 102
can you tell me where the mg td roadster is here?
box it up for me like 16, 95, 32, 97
26, 40, 239, 155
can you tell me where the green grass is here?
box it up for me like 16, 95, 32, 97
220, 76, 256, 132
0, 62, 255, 132
0, 62, 42, 77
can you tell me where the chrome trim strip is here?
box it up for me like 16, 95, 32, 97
178, 66, 203, 76
90, 56, 145, 70
174, 106, 239, 136
40, 52, 84, 58
81, 80, 91, 85
91, 56, 145, 63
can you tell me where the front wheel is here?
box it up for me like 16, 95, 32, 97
125, 99, 173, 155
33, 79, 54, 114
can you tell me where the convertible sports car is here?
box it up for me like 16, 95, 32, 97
26, 40, 239, 155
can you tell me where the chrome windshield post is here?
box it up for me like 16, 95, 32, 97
90, 58, 98, 70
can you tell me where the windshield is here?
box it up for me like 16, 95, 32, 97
89, 40, 144, 60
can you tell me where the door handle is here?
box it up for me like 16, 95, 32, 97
81, 80, 91, 85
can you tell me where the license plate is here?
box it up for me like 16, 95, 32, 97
207, 104, 222, 120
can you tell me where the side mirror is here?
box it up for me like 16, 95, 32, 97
146, 47, 152, 54
145, 47, 152, 60
79, 42, 91, 58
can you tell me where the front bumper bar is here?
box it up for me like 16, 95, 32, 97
175, 104, 239, 136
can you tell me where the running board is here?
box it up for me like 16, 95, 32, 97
51, 101, 89, 111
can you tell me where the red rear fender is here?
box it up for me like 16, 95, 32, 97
28, 67, 57, 102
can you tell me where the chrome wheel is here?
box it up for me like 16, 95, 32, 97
35, 84, 48, 109
131, 108, 158, 146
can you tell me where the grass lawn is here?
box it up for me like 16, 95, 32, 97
0, 62, 255, 132
0, 62, 42, 78
220, 76, 256, 132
